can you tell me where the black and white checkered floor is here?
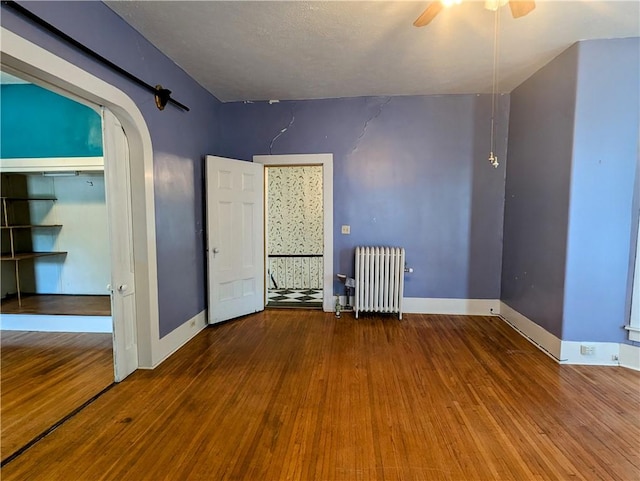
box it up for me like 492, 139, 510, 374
267, 289, 323, 308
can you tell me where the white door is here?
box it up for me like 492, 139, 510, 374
206, 155, 265, 324
103, 108, 138, 381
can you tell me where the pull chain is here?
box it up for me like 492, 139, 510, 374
489, 6, 501, 168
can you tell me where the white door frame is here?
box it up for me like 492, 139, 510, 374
1, 28, 159, 369
254, 154, 334, 312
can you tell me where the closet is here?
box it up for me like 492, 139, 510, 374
0, 170, 109, 314
1, 175, 65, 306
0, 74, 110, 318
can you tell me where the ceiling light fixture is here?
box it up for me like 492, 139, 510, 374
484, 0, 509, 12
414, 1, 534, 28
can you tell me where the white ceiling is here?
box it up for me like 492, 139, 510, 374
105, 1, 639, 102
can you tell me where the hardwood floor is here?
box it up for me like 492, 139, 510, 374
2, 311, 639, 480
1, 331, 114, 461
0, 294, 111, 316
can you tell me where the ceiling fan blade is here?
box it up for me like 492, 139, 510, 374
413, 1, 444, 27
508, 1, 535, 18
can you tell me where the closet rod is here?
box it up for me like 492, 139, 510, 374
2, 1, 190, 112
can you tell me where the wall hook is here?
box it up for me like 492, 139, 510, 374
154, 85, 172, 111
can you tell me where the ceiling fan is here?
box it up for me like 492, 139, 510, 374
413, 0, 536, 27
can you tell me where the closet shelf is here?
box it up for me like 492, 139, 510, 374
1, 176, 65, 307
1, 196, 57, 201
1, 251, 67, 261
1, 224, 63, 230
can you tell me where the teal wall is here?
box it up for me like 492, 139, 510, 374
0, 83, 103, 158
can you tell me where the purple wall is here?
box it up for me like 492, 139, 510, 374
1, 1, 221, 337
503, 38, 640, 343
217, 94, 509, 298
563, 38, 640, 343
501, 45, 579, 338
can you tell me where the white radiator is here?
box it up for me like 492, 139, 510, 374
354, 246, 405, 320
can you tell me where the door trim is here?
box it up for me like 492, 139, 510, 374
254, 154, 334, 312
1, 27, 158, 369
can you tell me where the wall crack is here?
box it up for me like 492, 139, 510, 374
351, 97, 391, 155
269, 104, 296, 154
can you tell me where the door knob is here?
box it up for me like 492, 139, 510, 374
118, 284, 128, 292
213, 247, 219, 255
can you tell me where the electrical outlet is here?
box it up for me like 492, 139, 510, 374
580, 345, 595, 356
341, 225, 350, 235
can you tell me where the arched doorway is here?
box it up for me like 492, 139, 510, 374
1, 27, 159, 373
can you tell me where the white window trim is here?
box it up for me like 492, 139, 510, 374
627, 218, 640, 342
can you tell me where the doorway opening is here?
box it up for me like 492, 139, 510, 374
254, 154, 334, 312
265, 165, 324, 309
1, 26, 160, 371
0, 73, 111, 320
0, 69, 114, 462
0, 25, 161, 462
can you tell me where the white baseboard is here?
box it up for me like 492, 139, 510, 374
498, 302, 563, 361
142, 309, 207, 369
403, 298, 500, 315
0, 314, 112, 333
498, 302, 638, 369
619, 343, 640, 371
560, 341, 620, 366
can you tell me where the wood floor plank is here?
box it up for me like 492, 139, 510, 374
1, 331, 114, 460
1, 311, 639, 480
0, 295, 111, 316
